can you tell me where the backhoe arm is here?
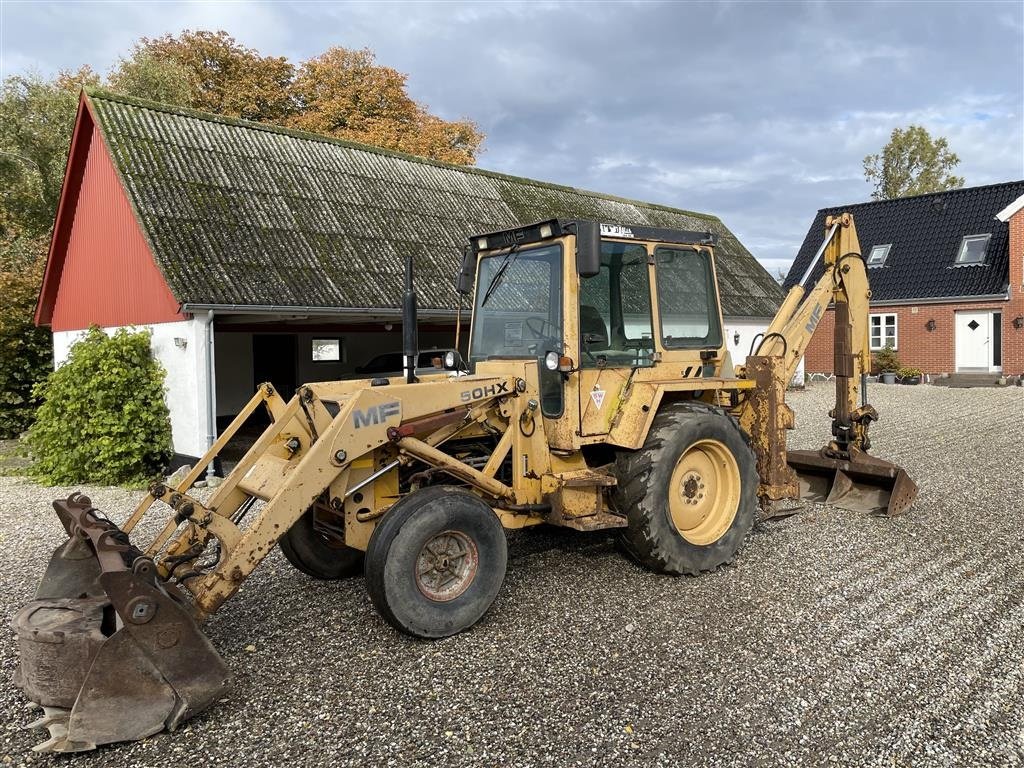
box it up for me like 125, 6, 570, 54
738, 212, 916, 518
756, 213, 873, 452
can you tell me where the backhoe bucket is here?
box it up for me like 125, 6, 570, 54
12, 494, 230, 753
787, 449, 918, 517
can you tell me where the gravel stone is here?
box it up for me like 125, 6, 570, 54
0, 384, 1022, 767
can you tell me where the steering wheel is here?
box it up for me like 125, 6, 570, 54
525, 316, 562, 342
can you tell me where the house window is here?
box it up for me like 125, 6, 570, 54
866, 244, 891, 267
869, 313, 897, 350
955, 234, 991, 265
312, 338, 343, 362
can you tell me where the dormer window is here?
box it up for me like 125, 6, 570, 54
866, 244, 891, 267
955, 234, 991, 265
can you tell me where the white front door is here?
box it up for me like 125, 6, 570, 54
955, 311, 996, 371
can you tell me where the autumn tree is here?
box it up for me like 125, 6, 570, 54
863, 125, 965, 200
111, 30, 294, 122
108, 34, 484, 165
288, 47, 483, 165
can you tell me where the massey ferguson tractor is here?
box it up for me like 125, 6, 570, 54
12, 213, 916, 752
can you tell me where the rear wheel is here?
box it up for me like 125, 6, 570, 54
279, 502, 363, 580
615, 402, 757, 575
365, 485, 507, 638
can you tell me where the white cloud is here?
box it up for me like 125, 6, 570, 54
1, 0, 1020, 276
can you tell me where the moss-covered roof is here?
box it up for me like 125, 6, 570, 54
86, 89, 783, 318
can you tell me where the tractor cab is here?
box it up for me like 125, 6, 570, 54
459, 219, 728, 440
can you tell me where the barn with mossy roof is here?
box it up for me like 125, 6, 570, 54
36, 89, 784, 464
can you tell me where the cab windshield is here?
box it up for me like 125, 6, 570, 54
469, 243, 563, 363
469, 243, 564, 415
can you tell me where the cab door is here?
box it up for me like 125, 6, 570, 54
577, 241, 655, 437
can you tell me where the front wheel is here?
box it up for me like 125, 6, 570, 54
365, 485, 507, 638
615, 402, 758, 575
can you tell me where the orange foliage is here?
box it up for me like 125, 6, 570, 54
288, 47, 483, 165
127, 30, 294, 123
110, 35, 484, 165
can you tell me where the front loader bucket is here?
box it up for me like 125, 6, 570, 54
787, 449, 918, 517
12, 494, 230, 753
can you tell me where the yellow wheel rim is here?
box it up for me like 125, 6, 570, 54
667, 439, 741, 546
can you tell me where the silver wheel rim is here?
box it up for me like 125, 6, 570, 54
414, 530, 479, 602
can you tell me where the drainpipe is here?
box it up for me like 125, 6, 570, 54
204, 310, 217, 482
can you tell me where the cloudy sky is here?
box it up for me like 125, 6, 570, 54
2, 1, 1022, 276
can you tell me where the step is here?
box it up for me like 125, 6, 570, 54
931, 373, 1008, 388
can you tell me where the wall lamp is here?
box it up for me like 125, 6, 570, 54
925, 319, 936, 332
733, 330, 741, 345
173, 337, 188, 349
1013, 316, 1024, 330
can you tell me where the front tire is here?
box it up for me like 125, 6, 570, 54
615, 402, 758, 575
365, 486, 507, 639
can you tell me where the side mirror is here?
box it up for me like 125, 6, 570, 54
456, 245, 475, 295
575, 221, 601, 278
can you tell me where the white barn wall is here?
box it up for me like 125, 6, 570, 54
722, 317, 770, 373
53, 318, 211, 458
722, 317, 805, 386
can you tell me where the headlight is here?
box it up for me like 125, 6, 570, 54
544, 351, 560, 371
444, 350, 457, 369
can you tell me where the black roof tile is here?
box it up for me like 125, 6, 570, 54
784, 181, 1024, 301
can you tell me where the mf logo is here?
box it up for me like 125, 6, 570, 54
353, 401, 401, 429
805, 303, 823, 334
459, 381, 510, 402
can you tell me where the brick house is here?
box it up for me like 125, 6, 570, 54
786, 182, 1024, 379
36, 89, 784, 464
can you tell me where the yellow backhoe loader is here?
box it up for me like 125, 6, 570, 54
12, 213, 916, 752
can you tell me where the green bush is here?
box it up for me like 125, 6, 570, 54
873, 344, 900, 373
26, 326, 172, 485
898, 366, 923, 379
0, 233, 53, 438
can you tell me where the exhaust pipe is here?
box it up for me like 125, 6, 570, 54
403, 253, 419, 384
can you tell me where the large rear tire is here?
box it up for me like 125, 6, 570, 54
615, 402, 758, 575
365, 485, 507, 639
279, 504, 363, 580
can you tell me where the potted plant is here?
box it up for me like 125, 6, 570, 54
874, 344, 900, 384
897, 366, 923, 385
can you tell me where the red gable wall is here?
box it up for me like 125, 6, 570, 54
37, 96, 182, 332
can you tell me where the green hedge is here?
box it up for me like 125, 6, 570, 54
26, 326, 172, 485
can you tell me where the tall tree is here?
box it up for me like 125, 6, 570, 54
863, 125, 965, 201
112, 30, 294, 122
288, 47, 483, 165
107, 52, 194, 108
0, 67, 99, 238
0, 231, 52, 437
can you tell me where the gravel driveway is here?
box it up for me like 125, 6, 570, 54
1, 384, 1022, 767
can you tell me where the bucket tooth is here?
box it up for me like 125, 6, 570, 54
27, 707, 95, 754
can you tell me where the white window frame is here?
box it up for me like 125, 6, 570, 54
869, 313, 898, 351
866, 243, 891, 267
955, 233, 991, 265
